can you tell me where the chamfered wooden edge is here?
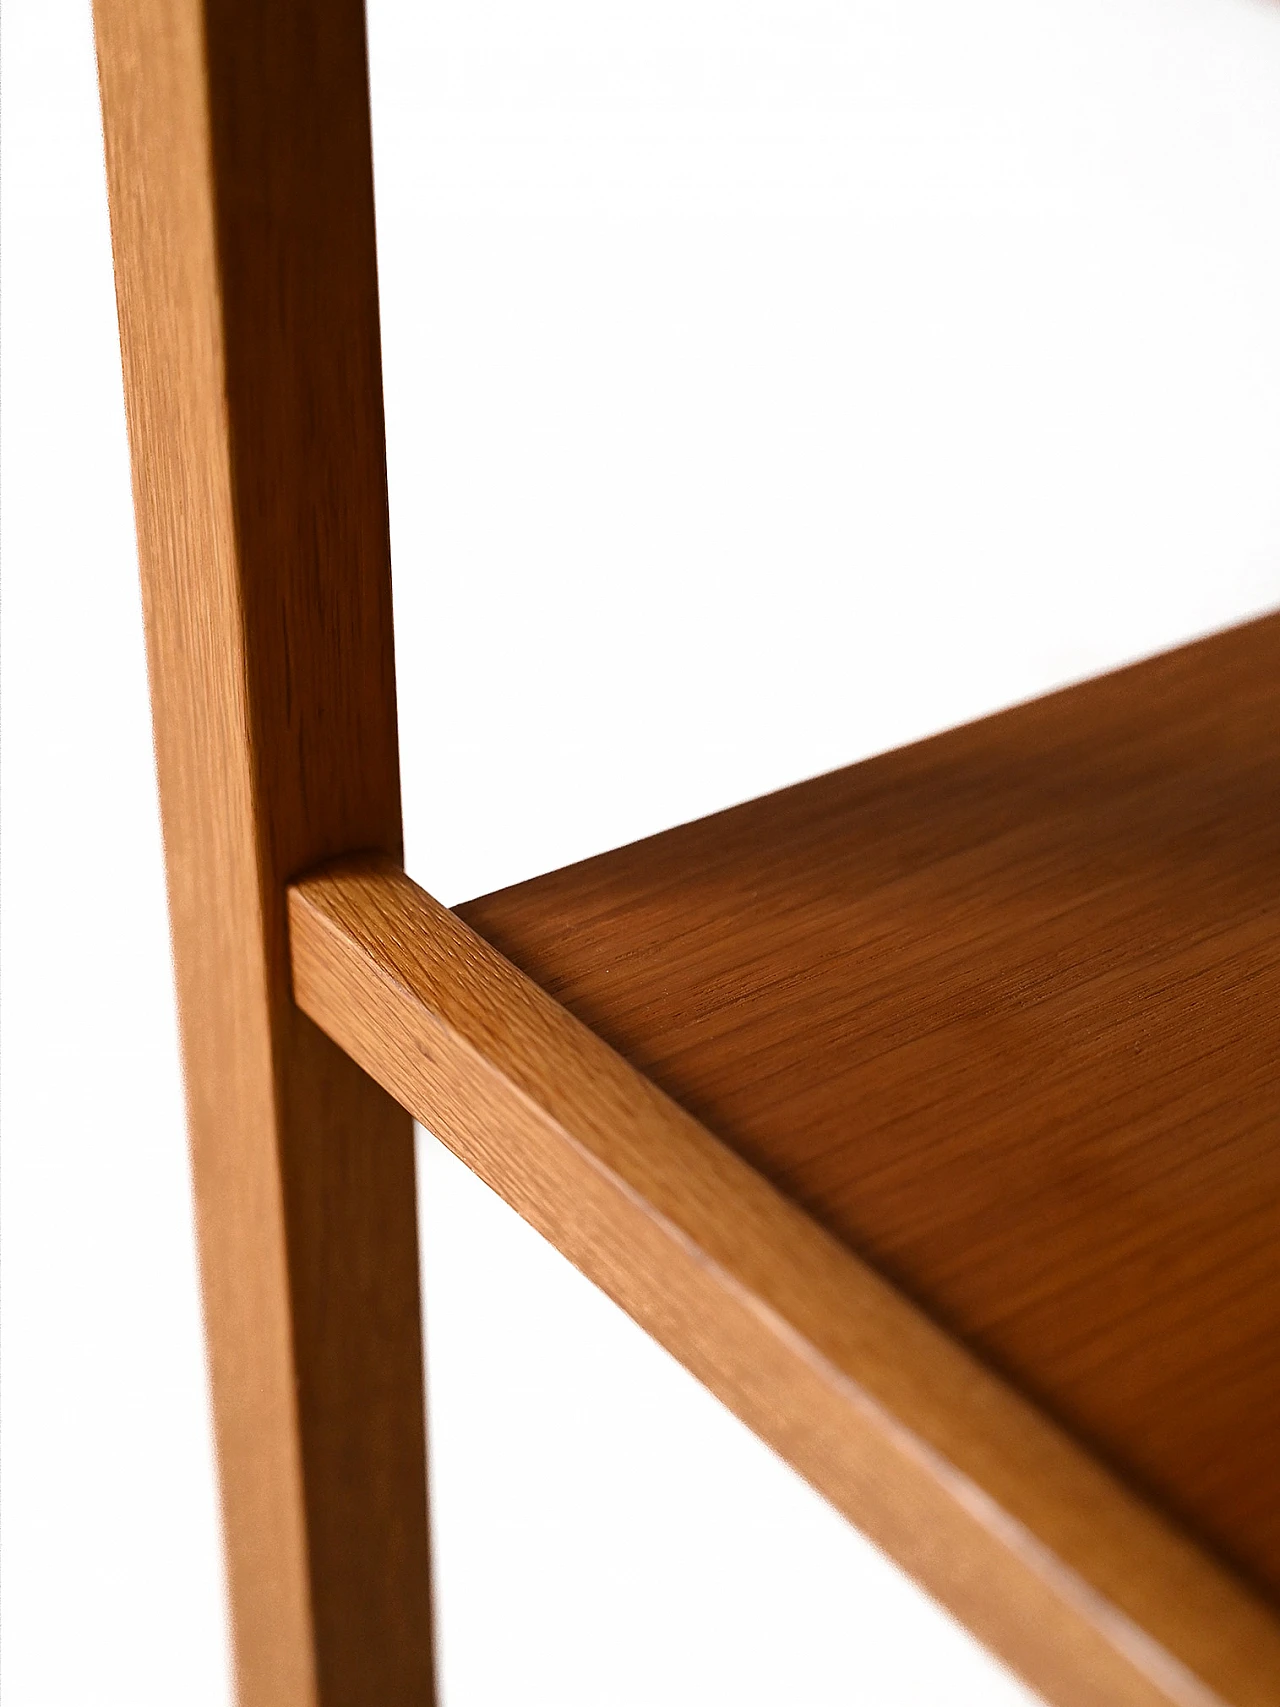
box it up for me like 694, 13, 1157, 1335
288, 856, 1280, 1707
93, 3, 433, 1701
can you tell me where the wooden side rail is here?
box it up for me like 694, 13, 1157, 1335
288, 855, 1280, 1707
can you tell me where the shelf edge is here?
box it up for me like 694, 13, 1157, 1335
288, 853, 1280, 1707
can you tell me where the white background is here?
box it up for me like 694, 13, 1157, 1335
2, 0, 1278, 1702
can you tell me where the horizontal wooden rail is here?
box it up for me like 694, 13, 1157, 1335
288, 855, 1280, 1707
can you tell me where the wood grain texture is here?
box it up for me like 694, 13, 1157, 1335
93, 4, 432, 1702
290, 854, 1280, 1707
459, 614, 1280, 1607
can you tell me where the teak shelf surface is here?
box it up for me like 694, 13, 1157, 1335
459, 615, 1280, 1606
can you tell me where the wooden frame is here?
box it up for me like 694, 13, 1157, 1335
93, 3, 432, 1700
95, 3, 1279, 1705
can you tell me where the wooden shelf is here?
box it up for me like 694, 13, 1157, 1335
98, 0, 1276, 1693
290, 613, 1280, 1707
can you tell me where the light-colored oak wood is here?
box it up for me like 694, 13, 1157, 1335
93, 4, 433, 1702
460, 613, 1280, 1605
290, 851, 1280, 1707
95, 0, 1277, 1690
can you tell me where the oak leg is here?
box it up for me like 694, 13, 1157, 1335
92, 3, 434, 1701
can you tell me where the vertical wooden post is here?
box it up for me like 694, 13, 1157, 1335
92, 3, 434, 1702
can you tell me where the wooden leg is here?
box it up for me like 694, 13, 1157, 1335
92, 3, 434, 1702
